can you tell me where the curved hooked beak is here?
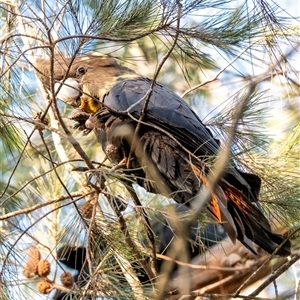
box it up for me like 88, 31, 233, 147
54, 78, 81, 107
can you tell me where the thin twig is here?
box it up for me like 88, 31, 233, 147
156, 253, 252, 271
126, 1, 182, 170
234, 225, 300, 296
0, 159, 104, 205
0, 197, 80, 278
156, 81, 257, 299
125, 185, 157, 280
0, 192, 90, 221
190, 292, 273, 300
181, 39, 262, 98
113, 200, 151, 298
248, 254, 300, 298
38, 127, 77, 206
0, 113, 94, 169
189, 81, 257, 219
0, 130, 34, 199
85, 192, 98, 277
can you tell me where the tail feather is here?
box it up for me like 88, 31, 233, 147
220, 180, 291, 256
209, 188, 237, 243
224, 171, 261, 202
190, 162, 290, 256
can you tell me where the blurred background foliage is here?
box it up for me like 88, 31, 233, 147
0, 0, 299, 299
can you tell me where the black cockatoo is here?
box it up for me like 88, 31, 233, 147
35, 55, 291, 256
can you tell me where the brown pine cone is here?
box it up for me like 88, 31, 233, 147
81, 201, 94, 218
27, 247, 41, 262
37, 280, 52, 294
37, 260, 51, 277
60, 272, 74, 288
23, 261, 38, 278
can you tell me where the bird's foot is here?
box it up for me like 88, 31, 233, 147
69, 109, 92, 135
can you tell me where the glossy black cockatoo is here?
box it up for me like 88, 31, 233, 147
35, 55, 291, 256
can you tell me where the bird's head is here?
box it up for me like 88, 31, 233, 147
35, 55, 137, 113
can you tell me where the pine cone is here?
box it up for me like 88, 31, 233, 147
23, 261, 38, 278
81, 201, 93, 218
23, 246, 40, 278
37, 280, 52, 294
37, 260, 51, 277
60, 272, 74, 288
27, 247, 41, 262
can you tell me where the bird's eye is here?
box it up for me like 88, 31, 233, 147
76, 66, 87, 77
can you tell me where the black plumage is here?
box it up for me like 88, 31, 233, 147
35, 55, 291, 257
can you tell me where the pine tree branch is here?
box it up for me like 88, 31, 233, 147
0, 192, 89, 221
